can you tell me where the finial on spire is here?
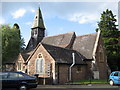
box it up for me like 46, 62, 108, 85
38, 2, 40, 8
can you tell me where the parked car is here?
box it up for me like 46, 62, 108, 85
0, 71, 38, 90
109, 71, 120, 86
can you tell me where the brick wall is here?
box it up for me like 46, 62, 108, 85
57, 64, 69, 84
27, 44, 56, 84
57, 64, 87, 84
72, 65, 87, 81
25, 44, 89, 84
85, 61, 93, 79
15, 54, 26, 73
95, 35, 109, 79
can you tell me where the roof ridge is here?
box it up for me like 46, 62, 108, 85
41, 43, 76, 52
44, 32, 75, 38
77, 32, 97, 37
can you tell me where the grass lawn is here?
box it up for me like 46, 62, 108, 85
38, 79, 109, 86
65, 79, 108, 85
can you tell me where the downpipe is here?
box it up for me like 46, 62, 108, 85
69, 53, 75, 81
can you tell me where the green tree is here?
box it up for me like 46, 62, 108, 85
96, 9, 120, 71
1, 24, 25, 64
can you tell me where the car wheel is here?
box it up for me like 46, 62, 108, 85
19, 85, 28, 90
109, 80, 114, 86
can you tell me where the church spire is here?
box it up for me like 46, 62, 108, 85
26, 7, 45, 51
32, 7, 45, 29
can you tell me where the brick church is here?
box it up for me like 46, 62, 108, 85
4, 8, 109, 84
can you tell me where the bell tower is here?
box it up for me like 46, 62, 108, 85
26, 7, 45, 51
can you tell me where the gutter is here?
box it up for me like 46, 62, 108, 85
69, 53, 75, 81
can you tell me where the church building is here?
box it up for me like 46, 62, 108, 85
5, 8, 109, 84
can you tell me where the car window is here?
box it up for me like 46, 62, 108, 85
111, 73, 114, 76
22, 73, 34, 78
114, 72, 119, 76
18, 74, 25, 78
8, 73, 19, 79
119, 72, 120, 76
0, 72, 8, 79
8, 73, 25, 79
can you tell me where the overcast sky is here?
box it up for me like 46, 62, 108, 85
0, 1, 119, 45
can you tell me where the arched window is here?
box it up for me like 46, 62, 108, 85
18, 61, 22, 71
36, 54, 44, 74
34, 29, 37, 35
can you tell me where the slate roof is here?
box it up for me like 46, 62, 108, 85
73, 33, 98, 59
21, 51, 33, 61
4, 32, 98, 64
41, 32, 76, 48
42, 43, 86, 65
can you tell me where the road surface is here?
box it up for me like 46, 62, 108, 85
1, 84, 120, 90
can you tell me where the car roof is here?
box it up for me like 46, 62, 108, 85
0, 71, 24, 74
112, 71, 120, 73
